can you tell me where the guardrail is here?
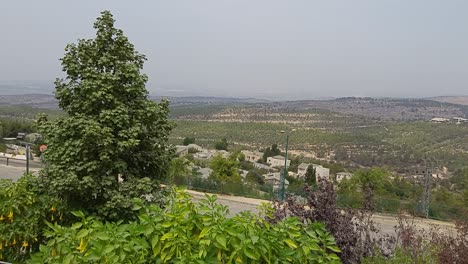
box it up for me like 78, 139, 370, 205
0, 156, 27, 166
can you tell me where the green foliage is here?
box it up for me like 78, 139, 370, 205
209, 154, 241, 183
0, 175, 67, 263
37, 11, 173, 220
0, 118, 35, 138
362, 247, 439, 264
305, 165, 317, 186
214, 137, 229, 150
246, 171, 265, 185
0, 106, 62, 121
347, 168, 389, 210
168, 158, 191, 184
28, 190, 341, 263
262, 144, 281, 162
182, 136, 195, 145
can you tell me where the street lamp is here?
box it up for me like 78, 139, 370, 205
279, 129, 296, 200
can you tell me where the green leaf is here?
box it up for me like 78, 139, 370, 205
284, 239, 298, 249
71, 211, 85, 218
326, 245, 341, 253
76, 229, 90, 239
199, 227, 211, 239
243, 247, 259, 260
216, 235, 227, 249
161, 232, 173, 241
71, 222, 83, 230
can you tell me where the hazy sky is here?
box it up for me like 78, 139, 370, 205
1, 1, 468, 99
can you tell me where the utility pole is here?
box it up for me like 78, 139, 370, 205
279, 134, 289, 201
26, 144, 30, 174
279, 129, 295, 201
421, 163, 432, 218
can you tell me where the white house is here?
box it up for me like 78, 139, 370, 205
253, 162, 272, 171
175, 145, 189, 157
264, 172, 289, 190
336, 172, 353, 182
431, 117, 450, 123
313, 164, 330, 181
241, 150, 264, 163
187, 144, 204, 152
297, 163, 329, 181
297, 163, 310, 177
267, 155, 291, 167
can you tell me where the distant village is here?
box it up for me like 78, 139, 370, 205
431, 116, 468, 124
1, 131, 451, 191
175, 143, 352, 191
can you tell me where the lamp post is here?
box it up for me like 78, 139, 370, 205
26, 144, 30, 174
279, 129, 295, 201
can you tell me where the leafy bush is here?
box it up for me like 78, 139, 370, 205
28, 190, 341, 263
0, 175, 66, 263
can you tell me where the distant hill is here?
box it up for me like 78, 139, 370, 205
151, 96, 271, 105
1, 94, 467, 121
0, 94, 58, 109
0, 94, 271, 109
428, 96, 468, 106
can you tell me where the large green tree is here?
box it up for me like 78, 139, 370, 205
38, 11, 173, 219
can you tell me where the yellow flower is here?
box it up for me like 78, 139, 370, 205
52, 248, 57, 257
0, 242, 2, 250
77, 238, 86, 253
22, 241, 29, 248
4, 241, 8, 247
50, 206, 56, 212
7, 211, 13, 222
59, 213, 63, 221
12, 239, 16, 245
51, 215, 54, 221
0, 215, 4, 221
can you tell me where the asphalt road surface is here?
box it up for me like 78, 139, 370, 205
0, 165, 29, 181
0, 169, 455, 236
187, 189, 455, 236
0, 157, 43, 169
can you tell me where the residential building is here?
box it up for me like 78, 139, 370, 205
241, 150, 264, 163
431, 117, 450, 123
297, 163, 310, 177
336, 172, 353, 182
187, 144, 204, 152
16, 132, 26, 140
313, 164, 330, 181
239, 169, 249, 179
267, 155, 291, 167
215, 150, 230, 158
175, 145, 189, 157
253, 162, 272, 171
264, 172, 289, 190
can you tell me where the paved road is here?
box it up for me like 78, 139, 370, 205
0, 164, 41, 181
0, 165, 28, 181
187, 189, 455, 236
0, 157, 43, 169
0, 169, 455, 236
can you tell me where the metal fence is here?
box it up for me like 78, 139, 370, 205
168, 176, 465, 222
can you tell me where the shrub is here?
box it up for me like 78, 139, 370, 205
28, 189, 341, 263
0, 175, 67, 263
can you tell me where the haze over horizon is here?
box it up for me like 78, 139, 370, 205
1, 1, 468, 100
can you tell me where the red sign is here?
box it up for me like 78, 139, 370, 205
39, 144, 48, 153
